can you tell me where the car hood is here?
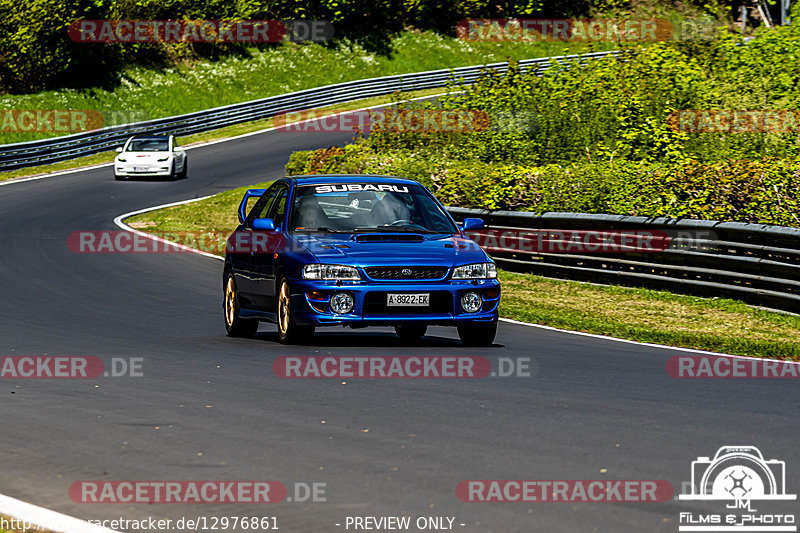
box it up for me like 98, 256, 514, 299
292, 233, 489, 267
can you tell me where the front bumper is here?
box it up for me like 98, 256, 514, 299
115, 161, 172, 177
288, 278, 500, 327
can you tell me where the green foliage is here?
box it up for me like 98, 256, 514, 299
1, 0, 718, 94
284, 23, 800, 226
288, 143, 800, 225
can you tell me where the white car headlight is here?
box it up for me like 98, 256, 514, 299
451, 263, 497, 279
117, 157, 127, 162
157, 156, 170, 161
303, 264, 361, 280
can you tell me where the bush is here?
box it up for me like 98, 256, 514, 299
285, 140, 800, 225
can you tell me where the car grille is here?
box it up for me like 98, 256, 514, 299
363, 291, 453, 315
365, 266, 448, 280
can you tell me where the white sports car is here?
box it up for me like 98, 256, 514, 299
114, 135, 187, 180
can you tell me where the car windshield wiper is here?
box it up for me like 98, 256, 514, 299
354, 226, 440, 234
295, 227, 351, 234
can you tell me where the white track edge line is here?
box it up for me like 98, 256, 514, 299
0, 493, 120, 533
113, 196, 224, 262
112, 198, 799, 365
0, 92, 452, 188
498, 318, 796, 364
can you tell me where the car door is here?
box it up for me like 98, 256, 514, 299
170, 136, 186, 170
250, 183, 289, 309
233, 184, 280, 304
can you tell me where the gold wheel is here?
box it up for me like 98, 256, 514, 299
278, 281, 290, 336
225, 277, 236, 327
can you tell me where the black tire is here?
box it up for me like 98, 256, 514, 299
179, 159, 188, 179
224, 272, 259, 338
457, 321, 497, 347
277, 277, 314, 344
395, 324, 427, 343
114, 173, 125, 181
169, 161, 178, 180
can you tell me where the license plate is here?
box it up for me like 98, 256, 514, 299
387, 293, 429, 306
133, 166, 151, 172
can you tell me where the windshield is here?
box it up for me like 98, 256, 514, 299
128, 138, 169, 152
291, 183, 458, 234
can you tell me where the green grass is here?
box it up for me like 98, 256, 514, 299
125, 187, 800, 360
0, 87, 447, 182
0, 31, 613, 144
501, 272, 800, 360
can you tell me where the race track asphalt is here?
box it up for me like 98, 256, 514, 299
1, 124, 798, 533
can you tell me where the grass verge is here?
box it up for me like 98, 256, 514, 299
125, 188, 800, 361
0, 87, 446, 183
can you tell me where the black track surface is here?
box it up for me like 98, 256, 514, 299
1, 126, 798, 532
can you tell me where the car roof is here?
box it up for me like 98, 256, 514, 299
288, 174, 419, 186
129, 135, 171, 140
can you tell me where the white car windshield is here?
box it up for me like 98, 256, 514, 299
128, 139, 169, 152
291, 184, 458, 234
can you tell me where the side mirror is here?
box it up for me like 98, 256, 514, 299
251, 218, 276, 231
462, 218, 484, 230
116, 147, 124, 153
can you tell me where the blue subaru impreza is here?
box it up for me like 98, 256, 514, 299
223, 175, 499, 345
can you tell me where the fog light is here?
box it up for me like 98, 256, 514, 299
330, 292, 354, 314
461, 291, 482, 313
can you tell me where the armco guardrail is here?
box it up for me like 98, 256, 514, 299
448, 207, 800, 313
0, 50, 616, 171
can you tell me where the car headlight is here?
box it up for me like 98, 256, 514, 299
302, 264, 361, 280
451, 262, 497, 279
117, 157, 126, 162
157, 156, 169, 161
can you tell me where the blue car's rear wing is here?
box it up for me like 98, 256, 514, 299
237, 189, 266, 224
